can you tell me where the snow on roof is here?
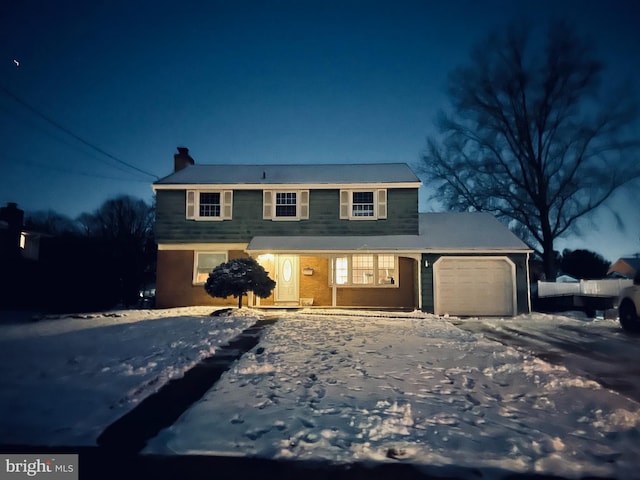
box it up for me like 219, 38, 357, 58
247, 212, 530, 253
154, 163, 421, 186
419, 212, 530, 251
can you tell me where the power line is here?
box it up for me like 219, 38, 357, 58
15, 158, 153, 183
0, 100, 152, 180
0, 83, 160, 180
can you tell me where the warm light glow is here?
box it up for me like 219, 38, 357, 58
257, 253, 274, 262
19, 232, 26, 249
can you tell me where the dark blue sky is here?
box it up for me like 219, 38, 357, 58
1, 0, 638, 260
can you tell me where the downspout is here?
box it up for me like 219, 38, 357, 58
417, 257, 423, 311
331, 257, 338, 307
526, 251, 532, 313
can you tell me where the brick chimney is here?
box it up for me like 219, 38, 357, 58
174, 147, 195, 172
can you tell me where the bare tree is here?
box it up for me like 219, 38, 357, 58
78, 195, 153, 242
421, 21, 640, 279
78, 195, 155, 306
24, 210, 79, 236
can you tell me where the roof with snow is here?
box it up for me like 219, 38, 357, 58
247, 212, 530, 253
154, 163, 421, 186
418, 212, 530, 250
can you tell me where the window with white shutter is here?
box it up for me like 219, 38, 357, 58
263, 190, 309, 220
185, 190, 233, 221
339, 189, 387, 220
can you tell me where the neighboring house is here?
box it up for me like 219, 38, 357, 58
0, 202, 45, 308
608, 257, 640, 279
152, 148, 531, 316
0, 202, 42, 261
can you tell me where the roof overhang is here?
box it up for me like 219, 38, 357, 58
246, 236, 532, 255
152, 182, 422, 192
246, 235, 425, 255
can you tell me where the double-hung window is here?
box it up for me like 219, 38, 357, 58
193, 252, 227, 284
340, 189, 387, 220
331, 255, 397, 286
186, 190, 233, 220
199, 192, 220, 217
263, 190, 309, 220
351, 192, 375, 217
276, 192, 297, 217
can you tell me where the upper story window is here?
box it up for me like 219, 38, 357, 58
352, 192, 374, 217
263, 190, 309, 221
340, 189, 387, 220
276, 192, 297, 217
199, 192, 220, 217
186, 190, 233, 221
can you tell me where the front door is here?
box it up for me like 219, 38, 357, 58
275, 255, 299, 303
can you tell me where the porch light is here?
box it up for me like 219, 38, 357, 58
257, 253, 275, 262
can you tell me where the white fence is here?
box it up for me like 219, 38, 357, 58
537, 279, 633, 298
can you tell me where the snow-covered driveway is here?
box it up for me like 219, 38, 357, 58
453, 312, 640, 403
145, 311, 640, 479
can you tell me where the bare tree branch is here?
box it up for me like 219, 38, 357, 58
420, 20, 640, 279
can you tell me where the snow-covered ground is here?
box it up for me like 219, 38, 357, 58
0, 307, 257, 446
1, 307, 639, 479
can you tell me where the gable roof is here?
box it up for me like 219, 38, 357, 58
154, 163, 421, 187
608, 257, 640, 276
618, 258, 640, 269
247, 212, 530, 253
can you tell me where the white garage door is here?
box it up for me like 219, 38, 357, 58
434, 257, 515, 316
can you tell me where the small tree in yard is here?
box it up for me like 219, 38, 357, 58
204, 257, 276, 308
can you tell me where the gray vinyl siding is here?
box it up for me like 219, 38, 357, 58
420, 252, 529, 314
155, 188, 419, 243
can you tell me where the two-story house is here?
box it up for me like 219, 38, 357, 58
153, 148, 531, 315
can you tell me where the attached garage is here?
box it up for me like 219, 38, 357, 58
433, 256, 516, 316
419, 212, 532, 316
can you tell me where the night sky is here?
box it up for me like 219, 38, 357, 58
1, 0, 638, 261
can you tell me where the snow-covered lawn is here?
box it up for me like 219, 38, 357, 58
0, 307, 257, 446
1, 307, 639, 479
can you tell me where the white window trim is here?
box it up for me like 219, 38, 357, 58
330, 254, 398, 288
263, 190, 309, 221
186, 190, 233, 221
340, 189, 387, 220
193, 251, 228, 285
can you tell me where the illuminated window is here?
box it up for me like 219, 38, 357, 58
352, 255, 374, 284
335, 257, 348, 285
331, 255, 397, 287
193, 252, 227, 284
377, 255, 396, 285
